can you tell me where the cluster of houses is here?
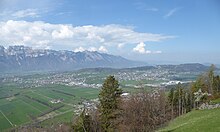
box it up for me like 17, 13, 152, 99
50, 99, 64, 104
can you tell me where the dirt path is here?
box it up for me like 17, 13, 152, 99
0, 110, 14, 126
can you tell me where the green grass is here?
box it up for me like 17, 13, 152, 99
19, 96, 50, 112
40, 110, 74, 126
0, 111, 13, 130
0, 84, 99, 131
159, 108, 220, 132
211, 98, 220, 104
0, 100, 41, 125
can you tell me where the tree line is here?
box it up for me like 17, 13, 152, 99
168, 64, 220, 118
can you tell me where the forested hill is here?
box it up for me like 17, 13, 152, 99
79, 63, 211, 73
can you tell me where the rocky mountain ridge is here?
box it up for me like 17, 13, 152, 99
0, 45, 144, 72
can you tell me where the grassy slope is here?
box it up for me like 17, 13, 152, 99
159, 108, 220, 132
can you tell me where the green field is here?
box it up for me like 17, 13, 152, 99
0, 76, 142, 131
0, 84, 99, 131
211, 98, 220, 104
159, 108, 220, 132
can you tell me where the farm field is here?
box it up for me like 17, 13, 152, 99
159, 108, 220, 132
0, 83, 99, 131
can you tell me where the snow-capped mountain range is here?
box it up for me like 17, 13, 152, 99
0, 45, 145, 73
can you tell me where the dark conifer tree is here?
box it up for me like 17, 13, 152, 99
99, 75, 122, 131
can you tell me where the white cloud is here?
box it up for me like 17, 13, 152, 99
0, 8, 41, 20
99, 46, 108, 53
0, 20, 174, 50
88, 47, 97, 52
73, 46, 108, 53
56, 12, 72, 16
74, 47, 85, 52
133, 42, 146, 54
135, 2, 158, 12
12, 9, 40, 18
164, 7, 181, 18
133, 42, 162, 54
117, 43, 125, 49
52, 25, 73, 39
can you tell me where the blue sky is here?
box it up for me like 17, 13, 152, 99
0, 0, 219, 64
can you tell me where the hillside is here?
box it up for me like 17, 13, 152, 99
156, 63, 210, 72
78, 63, 210, 73
159, 108, 220, 132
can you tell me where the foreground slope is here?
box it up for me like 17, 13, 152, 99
159, 108, 220, 132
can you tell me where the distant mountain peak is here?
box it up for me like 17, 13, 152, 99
0, 45, 145, 73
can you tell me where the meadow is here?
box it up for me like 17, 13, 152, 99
0, 83, 99, 131
159, 108, 220, 132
